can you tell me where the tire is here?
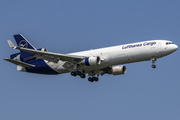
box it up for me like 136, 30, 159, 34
95, 77, 99, 82
152, 65, 156, 68
80, 74, 86, 79
71, 72, 75, 76
71, 72, 77, 76
88, 77, 92, 82
77, 71, 81, 76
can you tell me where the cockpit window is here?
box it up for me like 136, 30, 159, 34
166, 42, 174, 45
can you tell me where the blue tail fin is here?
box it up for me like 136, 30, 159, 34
13, 34, 36, 51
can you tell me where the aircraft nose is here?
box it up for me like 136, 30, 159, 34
166, 44, 178, 54
174, 44, 178, 51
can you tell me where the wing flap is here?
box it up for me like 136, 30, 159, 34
3, 58, 35, 68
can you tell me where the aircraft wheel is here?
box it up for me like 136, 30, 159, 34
94, 77, 99, 82
95, 77, 99, 82
88, 77, 94, 82
77, 71, 81, 76
71, 72, 77, 76
88, 77, 91, 81
152, 65, 156, 68
80, 74, 86, 79
75, 71, 79, 76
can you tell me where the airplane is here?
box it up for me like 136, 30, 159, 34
3, 34, 178, 82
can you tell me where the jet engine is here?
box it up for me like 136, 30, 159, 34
40, 48, 48, 52
108, 66, 127, 75
81, 56, 101, 66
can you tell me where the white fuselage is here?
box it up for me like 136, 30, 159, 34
48, 40, 178, 74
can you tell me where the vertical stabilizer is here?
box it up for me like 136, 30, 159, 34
13, 34, 36, 50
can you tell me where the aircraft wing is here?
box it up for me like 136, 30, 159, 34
7, 40, 85, 63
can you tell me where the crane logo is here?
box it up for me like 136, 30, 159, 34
19, 40, 28, 48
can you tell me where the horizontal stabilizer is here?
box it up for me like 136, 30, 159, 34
3, 58, 35, 68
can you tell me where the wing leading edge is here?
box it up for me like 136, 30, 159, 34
7, 40, 85, 63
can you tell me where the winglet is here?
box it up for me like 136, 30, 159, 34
7, 40, 16, 49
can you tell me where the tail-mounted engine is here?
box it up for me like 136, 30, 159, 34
108, 66, 127, 75
81, 56, 101, 66
39, 48, 48, 52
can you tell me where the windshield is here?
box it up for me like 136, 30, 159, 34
166, 42, 174, 45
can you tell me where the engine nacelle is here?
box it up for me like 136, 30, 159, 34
108, 66, 127, 75
81, 56, 101, 66
40, 48, 48, 52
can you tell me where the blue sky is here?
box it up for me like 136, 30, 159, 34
0, 0, 180, 120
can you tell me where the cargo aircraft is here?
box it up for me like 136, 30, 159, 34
4, 34, 178, 82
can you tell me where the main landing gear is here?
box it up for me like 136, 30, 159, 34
152, 58, 156, 68
88, 77, 99, 82
71, 71, 99, 82
71, 71, 86, 78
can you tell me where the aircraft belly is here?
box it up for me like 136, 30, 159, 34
46, 60, 69, 74
26, 59, 59, 75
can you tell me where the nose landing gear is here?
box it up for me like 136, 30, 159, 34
152, 58, 156, 68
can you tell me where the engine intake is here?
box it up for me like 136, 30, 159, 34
81, 56, 101, 66
108, 66, 127, 75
